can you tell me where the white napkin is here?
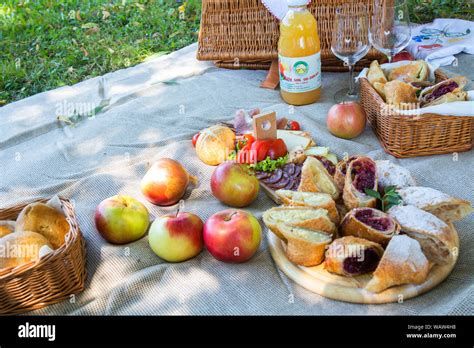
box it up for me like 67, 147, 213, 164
261, 0, 311, 20
406, 19, 474, 68
357, 60, 474, 116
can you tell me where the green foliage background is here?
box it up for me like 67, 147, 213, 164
0, 0, 472, 104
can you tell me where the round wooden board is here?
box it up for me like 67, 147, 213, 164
267, 225, 459, 304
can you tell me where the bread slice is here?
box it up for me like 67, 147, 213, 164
298, 156, 340, 199
279, 224, 332, 267
275, 190, 340, 224
263, 206, 336, 241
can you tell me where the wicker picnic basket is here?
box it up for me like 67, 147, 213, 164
197, 0, 385, 71
0, 198, 86, 315
360, 70, 474, 158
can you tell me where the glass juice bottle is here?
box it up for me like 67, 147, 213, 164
278, 0, 321, 105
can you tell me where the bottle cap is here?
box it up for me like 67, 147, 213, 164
287, 0, 309, 6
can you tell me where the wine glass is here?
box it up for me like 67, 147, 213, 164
369, 0, 412, 62
331, 4, 371, 103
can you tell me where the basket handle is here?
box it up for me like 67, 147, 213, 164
260, 60, 280, 89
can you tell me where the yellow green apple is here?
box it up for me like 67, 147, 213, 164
148, 212, 203, 262
211, 162, 259, 208
94, 195, 150, 244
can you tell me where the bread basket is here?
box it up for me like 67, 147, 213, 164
359, 70, 474, 158
197, 0, 385, 71
0, 197, 86, 315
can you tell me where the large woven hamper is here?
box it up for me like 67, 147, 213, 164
197, 0, 385, 71
360, 70, 474, 158
0, 198, 86, 315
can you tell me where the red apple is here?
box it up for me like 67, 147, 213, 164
203, 209, 261, 263
95, 195, 149, 244
326, 101, 367, 139
211, 162, 259, 208
392, 51, 414, 62
149, 212, 203, 262
141, 158, 198, 206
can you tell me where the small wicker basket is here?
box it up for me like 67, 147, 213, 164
0, 198, 86, 315
360, 70, 474, 158
197, 0, 385, 71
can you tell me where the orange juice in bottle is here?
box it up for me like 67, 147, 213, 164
278, 0, 321, 105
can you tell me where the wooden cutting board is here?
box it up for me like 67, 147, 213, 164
267, 226, 459, 304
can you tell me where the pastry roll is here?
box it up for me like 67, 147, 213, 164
274, 190, 340, 224
388, 60, 429, 83
375, 160, 417, 191
263, 206, 336, 241
298, 156, 340, 200
384, 80, 419, 105
325, 236, 384, 277
367, 60, 387, 85
398, 186, 473, 223
343, 156, 378, 210
423, 91, 467, 107
388, 205, 456, 265
340, 207, 399, 246
334, 155, 357, 192
365, 235, 430, 293
279, 225, 333, 267
420, 76, 468, 107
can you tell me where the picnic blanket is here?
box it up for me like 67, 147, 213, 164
0, 44, 473, 315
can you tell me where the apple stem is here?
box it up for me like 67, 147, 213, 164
188, 174, 198, 186
224, 211, 238, 222
176, 199, 185, 217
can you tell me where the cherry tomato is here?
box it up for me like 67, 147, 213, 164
286, 120, 301, 131
192, 132, 200, 147
267, 138, 288, 160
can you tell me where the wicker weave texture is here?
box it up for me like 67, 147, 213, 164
198, 0, 384, 70
0, 198, 86, 315
359, 70, 474, 158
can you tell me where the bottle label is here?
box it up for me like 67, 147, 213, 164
278, 52, 321, 93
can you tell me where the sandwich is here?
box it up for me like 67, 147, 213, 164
388, 60, 429, 83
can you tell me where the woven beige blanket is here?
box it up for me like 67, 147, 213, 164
0, 44, 472, 315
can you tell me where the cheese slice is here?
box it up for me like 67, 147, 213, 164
305, 146, 329, 157
277, 130, 312, 151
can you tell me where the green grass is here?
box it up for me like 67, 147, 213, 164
0, 0, 201, 104
407, 0, 473, 24
0, 0, 472, 105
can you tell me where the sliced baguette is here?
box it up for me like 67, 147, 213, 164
279, 224, 333, 267
274, 190, 340, 224
263, 206, 336, 241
